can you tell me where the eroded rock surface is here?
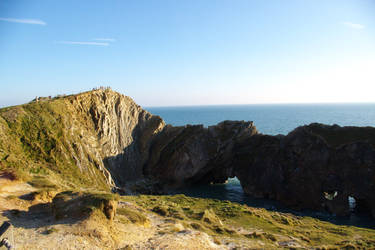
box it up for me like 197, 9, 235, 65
233, 124, 375, 217
144, 121, 375, 218
144, 121, 257, 187
70, 89, 165, 185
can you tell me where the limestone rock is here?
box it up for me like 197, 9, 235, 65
234, 124, 375, 217
144, 121, 257, 187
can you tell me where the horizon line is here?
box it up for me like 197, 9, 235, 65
144, 101, 375, 108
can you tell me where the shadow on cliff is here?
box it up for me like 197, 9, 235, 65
102, 114, 164, 188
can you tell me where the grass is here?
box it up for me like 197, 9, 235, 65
28, 175, 59, 189
0, 93, 110, 191
52, 191, 119, 220
117, 207, 150, 225
121, 194, 375, 249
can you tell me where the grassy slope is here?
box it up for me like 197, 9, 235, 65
0, 96, 109, 191
123, 194, 375, 249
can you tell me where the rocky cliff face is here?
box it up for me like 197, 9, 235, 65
144, 121, 257, 187
70, 89, 165, 185
0, 89, 164, 189
234, 124, 375, 217
144, 122, 375, 218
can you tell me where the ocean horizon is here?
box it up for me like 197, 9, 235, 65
147, 103, 375, 135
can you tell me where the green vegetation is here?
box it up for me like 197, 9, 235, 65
117, 207, 150, 225
28, 175, 59, 189
121, 194, 375, 249
0, 94, 109, 191
52, 191, 119, 220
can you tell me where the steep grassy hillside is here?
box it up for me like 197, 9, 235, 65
0, 95, 106, 190
0, 88, 164, 191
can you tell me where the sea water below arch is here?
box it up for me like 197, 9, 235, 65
171, 177, 375, 229
146, 103, 375, 228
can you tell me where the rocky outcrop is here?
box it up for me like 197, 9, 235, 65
144, 121, 257, 188
69, 89, 165, 185
233, 124, 375, 217
144, 121, 375, 218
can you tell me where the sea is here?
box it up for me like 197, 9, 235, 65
146, 103, 375, 228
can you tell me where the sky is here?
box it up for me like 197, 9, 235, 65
0, 0, 374, 107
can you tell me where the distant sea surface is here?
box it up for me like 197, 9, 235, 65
147, 103, 375, 135
146, 103, 375, 228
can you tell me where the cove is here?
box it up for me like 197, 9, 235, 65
171, 177, 375, 230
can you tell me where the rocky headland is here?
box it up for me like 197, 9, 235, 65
1, 88, 375, 249
144, 121, 375, 218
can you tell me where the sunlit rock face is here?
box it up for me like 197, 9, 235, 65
76, 90, 165, 185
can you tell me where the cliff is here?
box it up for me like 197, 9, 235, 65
0, 88, 164, 190
144, 121, 257, 187
234, 124, 375, 217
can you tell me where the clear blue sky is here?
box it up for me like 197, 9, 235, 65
0, 0, 374, 107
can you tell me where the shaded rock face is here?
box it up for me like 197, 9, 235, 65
233, 124, 375, 217
143, 120, 375, 218
144, 121, 257, 187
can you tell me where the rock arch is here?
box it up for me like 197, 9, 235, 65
143, 122, 375, 218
